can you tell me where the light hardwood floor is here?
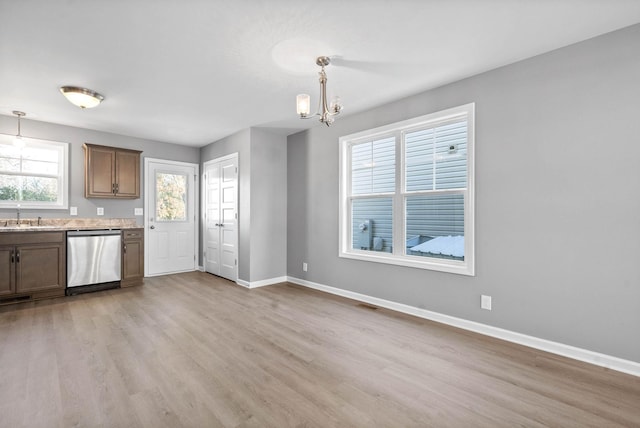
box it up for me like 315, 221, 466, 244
0, 271, 638, 427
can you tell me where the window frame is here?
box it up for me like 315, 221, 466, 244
339, 103, 475, 276
0, 134, 70, 210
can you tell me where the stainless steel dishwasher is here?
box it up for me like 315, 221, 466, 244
67, 229, 122, 295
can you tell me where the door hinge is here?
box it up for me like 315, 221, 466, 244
235, 167, 238, 173
235, 259, 237, 265
235, 213, 237, 219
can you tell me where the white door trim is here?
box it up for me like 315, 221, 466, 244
144, 157, 200, 277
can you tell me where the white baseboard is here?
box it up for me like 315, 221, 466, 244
287, 276, 640, 378
236, 276, 288, 289
236, 279, 250, 288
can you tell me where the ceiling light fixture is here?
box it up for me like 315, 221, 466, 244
59, 86, 104, 109
12, 111, 26, 148
296, 56, 343, 126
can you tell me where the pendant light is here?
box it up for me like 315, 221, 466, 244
12, 111, 26, 148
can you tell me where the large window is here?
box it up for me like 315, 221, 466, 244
0, 134, 69, 209
339, 103, 474, 275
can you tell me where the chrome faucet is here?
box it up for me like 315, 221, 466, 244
16, 205, 20, 226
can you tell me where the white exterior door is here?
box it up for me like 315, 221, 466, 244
145, 159, 198, 276
203, 154, 238, 281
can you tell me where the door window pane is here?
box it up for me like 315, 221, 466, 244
156, 172, 188, 221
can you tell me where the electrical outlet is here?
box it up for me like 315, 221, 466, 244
481, 295, 492, 311
302, 262, 308, 272
97, 207, 104, 216
134, 208, 143, 216
70, 206, 78, 216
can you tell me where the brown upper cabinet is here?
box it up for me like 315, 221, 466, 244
84, 143, 142, 199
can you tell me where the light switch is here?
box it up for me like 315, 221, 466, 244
97, 207, 104, 216
70, 206, 78, 216
134, 208, 143, 216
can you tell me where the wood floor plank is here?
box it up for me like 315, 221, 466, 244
1, 271, 639, 427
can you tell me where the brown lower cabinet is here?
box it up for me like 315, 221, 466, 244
0, 232, 66, 303
122, 228, 144, 287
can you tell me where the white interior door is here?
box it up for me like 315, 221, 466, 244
204, 154, 238, 281
145, 159, 198, 276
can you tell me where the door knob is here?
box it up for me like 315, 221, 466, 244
150, 225, 155, 229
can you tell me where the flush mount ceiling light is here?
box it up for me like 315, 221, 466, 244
59, 86, 104, 109
12, 110, 26, 148
296, 56, 343, 126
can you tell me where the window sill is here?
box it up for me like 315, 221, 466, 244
339, 250, 475, 276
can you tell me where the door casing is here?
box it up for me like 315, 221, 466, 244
144, 158, 199, 276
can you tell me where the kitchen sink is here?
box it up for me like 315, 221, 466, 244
1, 224, 55, 230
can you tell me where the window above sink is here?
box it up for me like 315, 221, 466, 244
0, 134, 69, 209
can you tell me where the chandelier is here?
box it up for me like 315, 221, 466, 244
296, 56, 343, 126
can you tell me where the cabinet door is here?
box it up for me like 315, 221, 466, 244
115, 150, 140, 198
122, 229, 144, 287
0, 247, 15, 296
15, 244, 65, 294
122, 239, 143, 284
85, 145, 116, 197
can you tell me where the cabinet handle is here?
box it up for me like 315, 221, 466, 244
112, 183, 116, 194
123, 244, 127, 253
115, 183, 119, 193
15, 251, 20, 263
10, 250, 14, 264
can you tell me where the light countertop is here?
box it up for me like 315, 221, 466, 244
0, 218, 142, 232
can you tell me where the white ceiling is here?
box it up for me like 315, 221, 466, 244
1, 1, 639, 147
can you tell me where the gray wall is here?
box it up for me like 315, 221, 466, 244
250, 128, 287, 281
287, 24, 640, 363
0, 117, 199, 222
200, 128, 287, 283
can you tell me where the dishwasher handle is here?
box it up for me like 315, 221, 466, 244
67, 229, 122, 237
